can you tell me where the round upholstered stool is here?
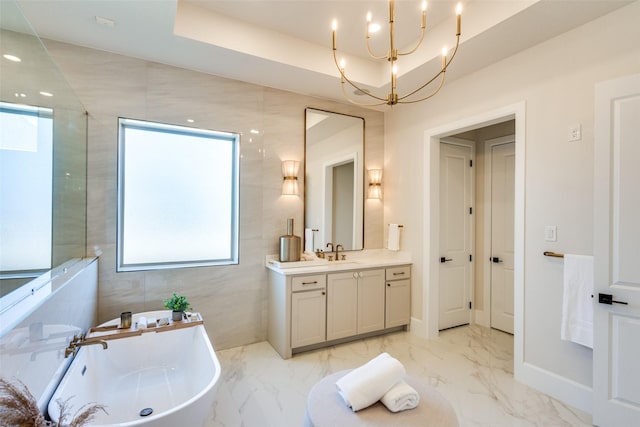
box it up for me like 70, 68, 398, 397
304, 369, 458, 427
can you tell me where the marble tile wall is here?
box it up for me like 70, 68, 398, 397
43, 40, 384, 350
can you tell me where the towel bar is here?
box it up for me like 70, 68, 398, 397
543, 251, 564, 258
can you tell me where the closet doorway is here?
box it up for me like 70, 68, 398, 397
486, 136, 515, 334
437, 123, 516, 334
438, 140, 474, 330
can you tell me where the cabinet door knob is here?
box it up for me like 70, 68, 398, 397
387, 283, 391, 287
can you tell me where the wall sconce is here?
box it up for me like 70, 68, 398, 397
281, 160, 300, 196
368, 169, 383, 199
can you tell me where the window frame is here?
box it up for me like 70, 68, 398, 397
116, 117, 240, 272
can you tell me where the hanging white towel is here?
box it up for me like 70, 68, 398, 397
335, 352, 406, 411
387, 224, 400, 251
304, 228, 315, 252
561, 254, 594, 348
380, 380, 420, 412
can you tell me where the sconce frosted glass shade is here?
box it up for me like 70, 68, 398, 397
368, 169, 382, 199
281, 160, 300, 195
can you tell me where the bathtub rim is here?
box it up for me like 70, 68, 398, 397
47, 310, 221, 427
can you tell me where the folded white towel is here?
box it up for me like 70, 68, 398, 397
136, 316, 148, 329
335, 353, 406, 411
305, 228, 315, 252
561, 254, 594, 348
381, 380, 420, 412
387, 224, 400, 251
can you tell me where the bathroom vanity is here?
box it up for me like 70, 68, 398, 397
266, 254, 411, 359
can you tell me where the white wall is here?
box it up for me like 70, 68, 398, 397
384, 1, 640, 410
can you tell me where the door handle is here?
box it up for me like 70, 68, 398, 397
492, 257, 503, 263
598, 293, 628, 305
440, 257, 452, 263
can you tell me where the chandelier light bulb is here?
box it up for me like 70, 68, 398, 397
332, 20, 338, 31
332, 0, 462, 106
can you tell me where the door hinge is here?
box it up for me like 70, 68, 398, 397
469, 301, 472, 309
469, 207, 473, 215
469, 254, 472, 262
470, 160, 473, 167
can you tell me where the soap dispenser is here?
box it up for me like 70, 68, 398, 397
279, 218, 301, 262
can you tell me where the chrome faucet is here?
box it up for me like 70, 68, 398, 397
65, 334, 108, 358
335, 244, 344, 261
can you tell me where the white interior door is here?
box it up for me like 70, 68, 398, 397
489, 140, 515, 334
439, 141, 473, 330
593, 73, 640, 426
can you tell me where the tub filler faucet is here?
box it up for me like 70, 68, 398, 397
65, 334, 108, 358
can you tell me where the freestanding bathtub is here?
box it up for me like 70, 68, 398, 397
47, 311, 220, 427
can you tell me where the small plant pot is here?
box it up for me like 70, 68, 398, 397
172, 310, 183, 322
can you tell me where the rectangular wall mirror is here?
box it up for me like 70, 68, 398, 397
304, 108, 364, 252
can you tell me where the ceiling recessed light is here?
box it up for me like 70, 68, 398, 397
3, 54, 21, 62
250, 129, 260, 134
40, 91, 53, 97
14, 92, 26, 98
187, 119, 194, 123
95, 15, 115, 27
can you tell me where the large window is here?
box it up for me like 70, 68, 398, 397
117, 118, 239, 271
0, 102, 53, 275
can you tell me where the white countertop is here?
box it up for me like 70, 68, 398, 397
265, 250, 411, 275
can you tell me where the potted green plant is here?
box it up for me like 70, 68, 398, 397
163, 293, 191, 321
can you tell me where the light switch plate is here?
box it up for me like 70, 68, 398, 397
568, 124, 582, 141
545, 225, 557, 242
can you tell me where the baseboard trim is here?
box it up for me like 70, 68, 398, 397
409, 317, 427, 338
517, 361, 592, 414
474, 309, 489, 327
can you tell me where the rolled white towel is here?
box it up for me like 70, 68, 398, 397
136, 316, 147, 329
381, 380, 420, 412
335, 352, 406, 411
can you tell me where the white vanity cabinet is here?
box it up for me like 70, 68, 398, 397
291, 275, 326, 348
385, 265, 411, 328
326, 269, 385, 340
267, 262, 411, 359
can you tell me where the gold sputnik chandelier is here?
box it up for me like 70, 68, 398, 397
332, 0, 462, 106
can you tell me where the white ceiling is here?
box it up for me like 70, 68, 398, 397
14, 0, 632, 109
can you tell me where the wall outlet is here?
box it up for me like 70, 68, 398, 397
568, 124, 582, 141
545, 225, 557, 242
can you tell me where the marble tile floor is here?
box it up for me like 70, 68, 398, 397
207, 325, 592, 427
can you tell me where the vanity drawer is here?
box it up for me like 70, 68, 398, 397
292, 274, 326, 292
386, 265, 411, 281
